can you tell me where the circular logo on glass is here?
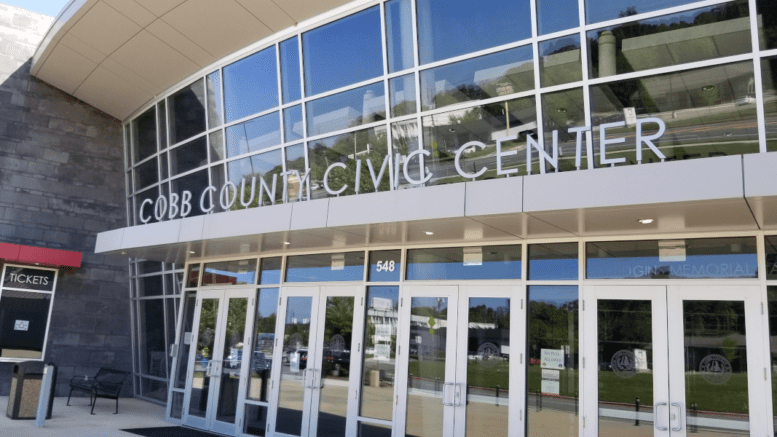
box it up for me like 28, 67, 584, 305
611, 350, 638, 379
330, 334, 346, 352
699, 354, 732, 385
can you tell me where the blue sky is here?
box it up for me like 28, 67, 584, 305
6, 0, 68, 17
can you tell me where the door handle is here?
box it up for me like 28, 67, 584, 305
670, 403, 682, 432
454, 383, 464, 406
442, 382, 456, 406
204, 360, 213, 377
303, 369, 318, 389
654, 402, 668, 431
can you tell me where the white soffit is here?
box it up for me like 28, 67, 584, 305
31, 0, 355, 120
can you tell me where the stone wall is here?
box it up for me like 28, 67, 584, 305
0, 3, 130, 397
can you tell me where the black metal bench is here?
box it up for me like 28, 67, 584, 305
67, 368, 130, 414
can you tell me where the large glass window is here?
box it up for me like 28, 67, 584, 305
285, 252, 365, 282
422, 96, 537, 186
226, 112, 281, 158
303, 7, 383, 96
306, 82, 386, 137
308, 125, 389, 199
420, 45, 534, 111
227, 149, 284, 206
588, 1, 751, 79
168, 79, 206, 145
766, 236, 777, 280
761, 57, 777, 152
280, 37, 301, 103
171, 169, 209, 218
540, 35, 582, 87
385, 0, 414, 73
201, 259, 257, 286
527, 285, 579, 437
224, 47, 278, 123
389, 74, 417, 117
247, 287, 279, 402
416, 0, 531, 64
768, 287, 777, 430
206, 70, 223, 128
590, 62, 759, 165
170, 137, 207, 177
406, 245, 521, 280
528, 243, 578, 280
283, 105, 304, 143
541, 87, 586, 172
132, 107, 157, 164
586, 237, 758, 279
360, 286, 399, 421
135, 158, 159, 191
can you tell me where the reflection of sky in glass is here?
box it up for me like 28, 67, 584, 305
469, 297, 509, 311
227, 150, 282, 184
283, 105, 304, 143
417, 0, 531, 64
385, 0, 414, 73
285, 253, 365, 282
530, 259, 577, 280
280, 37, 301, 103
303, 6, 383, 96
587, 254, 758, 279
226, 112, 280, 158
286, 296, 312, 323
257, 288, 279, 318
537, 0, 580, 35
306, 82, 385, 137
586, 0, 698, 24
367, 286, 400, 309
224, 46, 278, 122
406, 260, 521, 280
528, 285, 578, 306
259, 258, 282, 284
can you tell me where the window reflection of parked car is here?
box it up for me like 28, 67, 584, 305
252, 351, 272, 372
225, 348, 242, 368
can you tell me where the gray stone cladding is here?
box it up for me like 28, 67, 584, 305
0, 3, 130, 397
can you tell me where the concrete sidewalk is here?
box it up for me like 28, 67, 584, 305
0, 396, 175, 436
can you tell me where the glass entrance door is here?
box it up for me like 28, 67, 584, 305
181, 288, 254, 435
396, 285, 524, 437
583, 285, 769, 436
269, 286, 364, 437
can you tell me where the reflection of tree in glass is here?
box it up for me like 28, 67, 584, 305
309, 129, 390, 196
528, 300, 578, 359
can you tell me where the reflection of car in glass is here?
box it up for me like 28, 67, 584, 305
225, 348, 243, 368
252, 351, 272, 372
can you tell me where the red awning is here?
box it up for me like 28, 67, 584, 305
0, 243, 82, 268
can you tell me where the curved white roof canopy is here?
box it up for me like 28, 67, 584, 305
31, 0, 354, 120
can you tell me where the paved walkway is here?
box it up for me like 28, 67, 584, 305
0, 396, 174, 436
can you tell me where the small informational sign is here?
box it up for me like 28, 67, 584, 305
373, 298, 393, 311
501, 345, 510, 355
541, 349, 565, 369
623, 107, 638, 127
331, 253, 345, 271
463, 247, 483, 266
290, 352, 300, 373
3, 267, 56, 291
183, 332, 192, 345
541, 379, 560, 395
542, 369, 560, 381
375, 324, 392, 337
634, 349, 648, 371
14, 320, 29, 331
375, 344, 391, 360
659, 240, 686, 262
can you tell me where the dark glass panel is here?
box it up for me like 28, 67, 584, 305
244, 404, 269, 436
207, 70, 223, 128
390, 74, 416, 117
259, 258, 282, 285
358, 422, 392, 437
201, 259, 257, 286
285, 252, 365, 282
308, 125, 389, 200
303, 6, 383, 96
174, 291, 196, 389
588, 2, 751, 79
527, 286, 578, 437
281, 37, 302, 103
528, 243, 578, 280
226, 112, 281, 158
416, 0, 531, 64
761, 57, 777, 152
170, 392, 184, 419
537, 0, 580, 35
590, 62, 758, 166
586, 0, 700, 24
141, 378, 167, 402
170, 169, 210, 218
137, 274, 163, 297
158, 101, 167, 150
306, 82, 386, 137
185, 264, 200, 288
586, 237, 758, 279
139, 299, 166, 376
135, 158, 158, 191
132, 107, 156, 163
385, 0, 414, 73
758, 0, 777, 49
421, 96, 537, 185
368, 250, 401, 282
767, 236, 777, 279
360, 286, 399, 420
168, 79, 206, 145
170, 136, 207, 177
540, 35, 582, 87
768, 287, 777, 430
134, 187, 159, 225
138, 260, 163, 274
406, 245, 521, 280
224, 46, 278, 123
420, 45, 534, 111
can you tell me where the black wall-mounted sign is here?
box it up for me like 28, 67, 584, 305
2, 267, 55, 291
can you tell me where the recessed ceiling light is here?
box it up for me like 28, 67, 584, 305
425, 231, 434, 235
189, 251, 196, 254
638, 219, 654, 224
702, 85, 715, 91
121, 251, 126, 255
448, 128, 456, 133
284, 241, 291, 245
556, 108, 567, 113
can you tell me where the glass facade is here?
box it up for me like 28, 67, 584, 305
123, 0, 777, 225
